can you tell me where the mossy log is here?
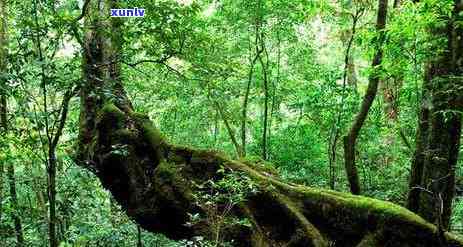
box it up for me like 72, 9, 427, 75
77, 103, 463, 247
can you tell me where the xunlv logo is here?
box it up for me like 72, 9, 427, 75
111, 8, 145, 17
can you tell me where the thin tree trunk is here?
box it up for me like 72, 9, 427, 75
329, 5, 362, 190
0, 0, 6, 229
0, 59, 4, 243
346, 53, 358, 88
31, 0, 58, 245
47, 151, 58, 247
34, 0, 80, 241
212, 99, 243, 157
382, 0, 403, 123
268, 23, 280, 161
7, 164, 24, 246
241, 18, 263, 158
1, 0, 24, 245
137, 226, 143, 247
241, 51, 258, 157
214, 108, 219, 146
343, 0, 388, 195
259, 37, 269, 161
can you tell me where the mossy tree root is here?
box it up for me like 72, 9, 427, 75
77, 103, 463, 247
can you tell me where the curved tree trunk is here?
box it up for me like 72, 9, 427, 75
76, 0, 463, 246
77, 100, 463, 247
343, 0, 388, 195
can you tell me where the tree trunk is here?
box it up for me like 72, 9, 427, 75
381, 78, 400, 122
78, 100, 463, 246
343, 0, 388, 195
7, 164, 24, 246
407, 0, 463, 230
75, 1, 463, 246
241, 32, 261, 157
211, 98, 243, 158
47, 151, 57, 247
406, 69, 431, 212
259, 43, 269, 161
1, 0, 24, 245
137, 225, 143, 247
0, 0, 6, 230
329, 4, 362, 191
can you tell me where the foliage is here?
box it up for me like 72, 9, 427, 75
1, 0, 463, 246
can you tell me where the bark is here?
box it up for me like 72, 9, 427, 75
343, 0, 388, 195
46, 152, 57, 247
241, 32, 261, 158
259, 40, 269, 161
346, 52, 358, 88
0, 0, 5, 229
76, 0, 463, 246
33, 1, 79, 245
1, 0, 24, 245
381, 0, 403, 123
406, 69, 431, 212
137, 225, 143, 247
77, 100, 463, 246
211, 98, 243, 158
7, 164, 24, 246
407, 0, 463, 230
381, 78, 400, 122
0, 0, 8, 233
329, 5, 362, 190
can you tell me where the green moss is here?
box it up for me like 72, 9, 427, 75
154, 161, 193, 201
226, 159, 437, 239
274, 193, 327, 247
240, 157, 427, 226
113, 129, 137, 143
356, 233, 380, 247
98, 103, 126, 129
129, 111, 165, 149
155, 160, 178, 182
239, 155, 279, 177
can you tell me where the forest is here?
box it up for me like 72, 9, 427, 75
1, 0, 463, 246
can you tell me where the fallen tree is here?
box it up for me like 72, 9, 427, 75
76, 101, 463, 247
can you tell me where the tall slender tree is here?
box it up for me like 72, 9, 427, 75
1, 0, 25, 245
0, 0, 6, 230
343, 0, 388, 195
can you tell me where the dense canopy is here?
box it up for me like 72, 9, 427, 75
1, 0, 463, 246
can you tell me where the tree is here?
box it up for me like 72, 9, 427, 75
0, 0, 6, 231
75, 0, 463, 246
0, 0, 25, 245
407, 0, 463, 231
343, 0, 388, 195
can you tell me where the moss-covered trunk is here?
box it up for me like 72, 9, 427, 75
407, 0, 463, 230
76, 1, 463, 246
77, 102, 463, 247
